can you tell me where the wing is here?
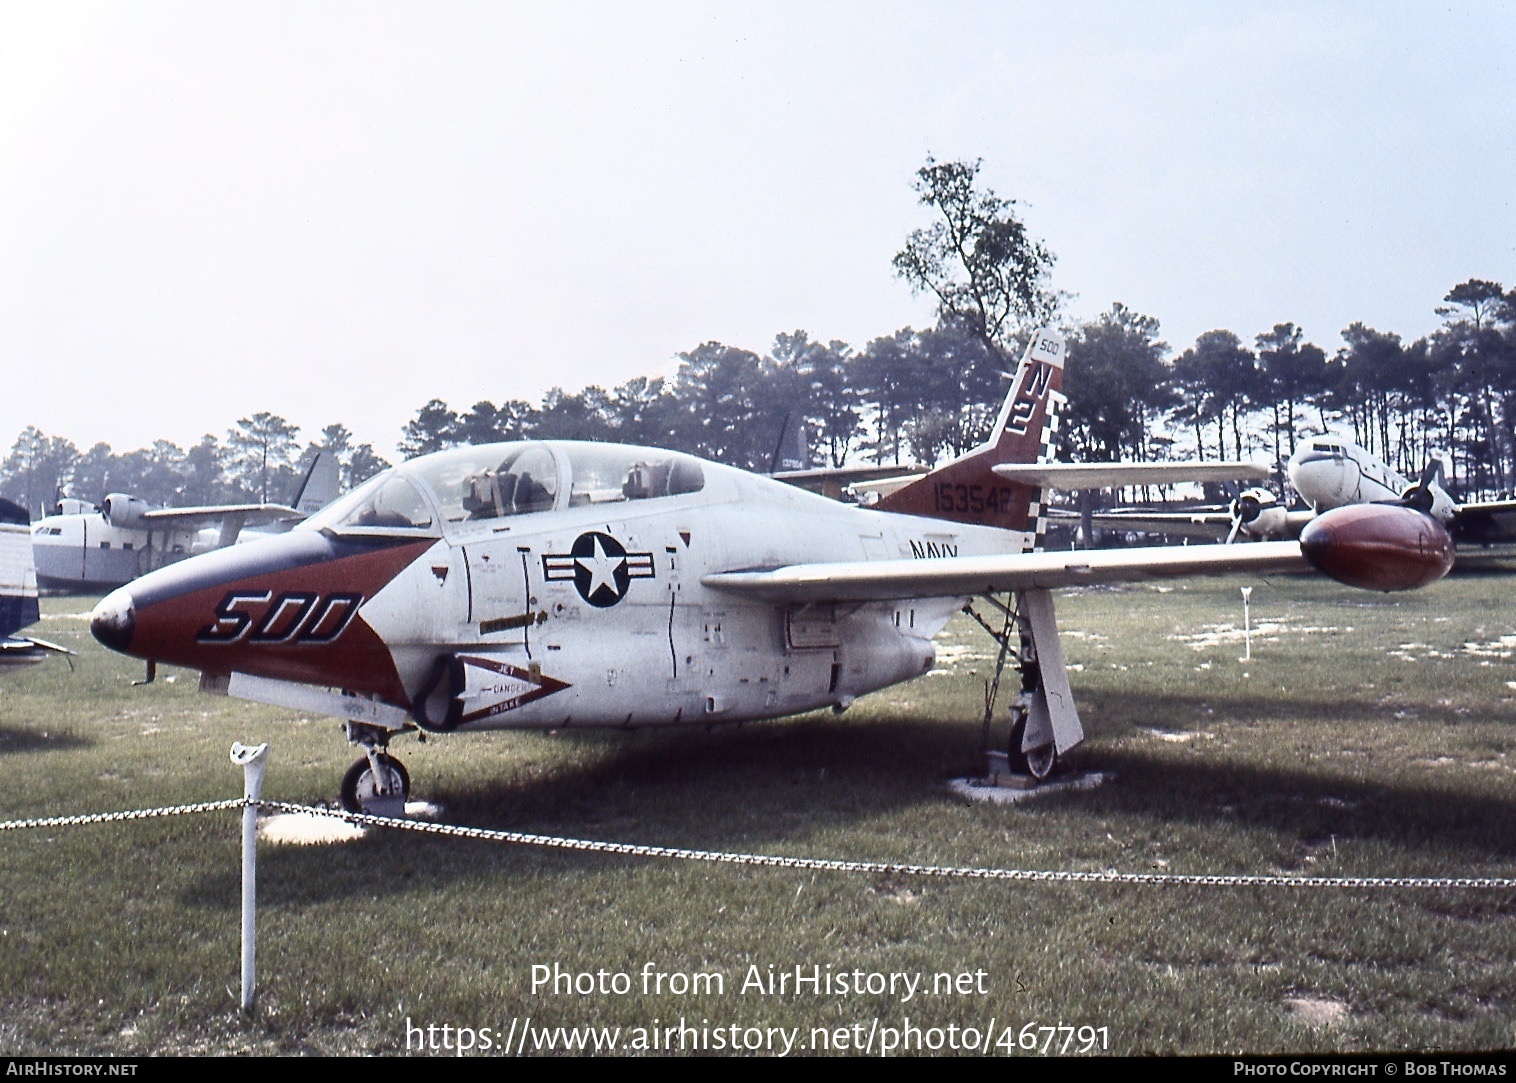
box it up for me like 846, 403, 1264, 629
140, 503, 306, 548
1049, 506, 1236, 540
1059, 505, 1317, 542
992, 461, 1270, 489
1, 635, 74, 657
1451, 499, 1516, 546
139, 503, 303, 526
702, 540, 1310, 603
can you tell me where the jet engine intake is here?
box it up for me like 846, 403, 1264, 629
416, 650, 569, 732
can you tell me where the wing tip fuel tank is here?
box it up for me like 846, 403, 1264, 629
1299, 503, 1455, 592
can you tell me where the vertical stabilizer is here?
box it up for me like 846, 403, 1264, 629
877, 328, 1064, 541
291, 450, 342, 515
769, 413, 809, 474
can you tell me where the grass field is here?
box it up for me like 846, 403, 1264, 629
2, 570, 1515, 1056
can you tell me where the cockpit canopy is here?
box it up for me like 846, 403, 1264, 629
304, 442, 707, 538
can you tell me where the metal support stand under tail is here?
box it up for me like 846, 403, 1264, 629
964, 588, 1086, 787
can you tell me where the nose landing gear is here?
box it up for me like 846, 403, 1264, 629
340, 751, 411, 814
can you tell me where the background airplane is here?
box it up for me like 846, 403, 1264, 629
1, 498, 71, 667
765, 411, 929, 500
1069, 435, 1516, 549
86, 331, 1453, 812
31, 450, 340, 591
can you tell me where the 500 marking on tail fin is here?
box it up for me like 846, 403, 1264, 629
197, 591, 365, 644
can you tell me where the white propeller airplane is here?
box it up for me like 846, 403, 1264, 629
1077, 434, 1516, 555
32, 450, 340, 591
1287, 436, 1516, 548
88, 330, 1455, 812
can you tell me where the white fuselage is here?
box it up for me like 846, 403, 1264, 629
30, 511, 216, 590
1288, 438, 1408, 513
94, 441, 1042, 735
371, 462, 1027, 731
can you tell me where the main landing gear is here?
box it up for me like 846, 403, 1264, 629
964, 588, 1084, 784
1007, 700, 1057, 780
341, 721, 414, 814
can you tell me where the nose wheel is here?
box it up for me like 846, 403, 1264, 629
340, 752, 411, 814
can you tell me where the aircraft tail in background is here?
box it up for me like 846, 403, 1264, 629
876, 328, 1065, 544
291, 449, 342, 515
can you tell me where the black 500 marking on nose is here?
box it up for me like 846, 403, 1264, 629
197, 591, 365, 644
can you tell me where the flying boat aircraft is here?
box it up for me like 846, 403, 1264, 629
32, 450, 340, 591
88, 331, 1455, 812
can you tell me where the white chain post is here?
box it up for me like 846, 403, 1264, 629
230, 742, 269, 1013
1241, 586, 1253, 662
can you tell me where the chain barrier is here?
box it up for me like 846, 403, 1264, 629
4, 797, 1515, 891
258, 800, 1516, 891
0, 798, 243, 831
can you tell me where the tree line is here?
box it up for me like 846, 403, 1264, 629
5, 158, 1514, 515
0, 416, 391, 520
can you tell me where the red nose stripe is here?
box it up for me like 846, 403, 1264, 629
130, 538, 433, 705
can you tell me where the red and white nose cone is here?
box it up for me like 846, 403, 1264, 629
90, 588, 136, 653
1299, 504, 1454, 592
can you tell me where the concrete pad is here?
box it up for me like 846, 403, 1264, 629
949, 770, 1111, 804
258, 800, 443, 845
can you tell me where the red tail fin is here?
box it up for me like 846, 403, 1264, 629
877, 328, 1064, 542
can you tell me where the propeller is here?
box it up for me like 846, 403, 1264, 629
1399, 458, 1444, 514
1226, 486, 1279, 543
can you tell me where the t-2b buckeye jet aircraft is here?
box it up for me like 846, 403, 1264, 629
89, 330, 1455, 811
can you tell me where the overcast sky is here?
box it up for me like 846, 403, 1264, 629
2, 1, 1512, 461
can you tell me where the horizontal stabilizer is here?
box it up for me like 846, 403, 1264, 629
847, 472, 930, 500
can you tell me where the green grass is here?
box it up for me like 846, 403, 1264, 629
2, 574, 1516, 1055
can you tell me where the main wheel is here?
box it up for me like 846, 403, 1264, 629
340, 753, 411, 813
1008, 709, 1057, 780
